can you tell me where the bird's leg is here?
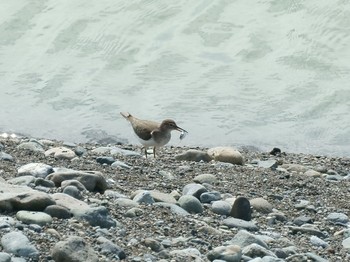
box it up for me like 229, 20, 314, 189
144, 147, 148, 158
153, 147, 156, 158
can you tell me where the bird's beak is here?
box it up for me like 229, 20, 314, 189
176, 126, 188, 133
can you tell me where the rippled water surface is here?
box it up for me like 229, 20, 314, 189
1, 1, 349, 156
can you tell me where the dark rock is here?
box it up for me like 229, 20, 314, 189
96, 156, 115, 165
230, 197, 252, 221
270, 148, 281, 155
44, 205, 72, 219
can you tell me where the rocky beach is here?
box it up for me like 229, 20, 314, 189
0, 136, 349, 262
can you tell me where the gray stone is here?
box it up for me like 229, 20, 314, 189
125, 207, 143, 218
17, 163, 53, 178
200, 191, 221, 203
230, 197, 252, 221
305, 252, 329, 262
169, 248, 202, 259
51, 236, 98, 262
293, 216, 313, 226
175, 149, 212, 162
207, 245, 242, 262
63, 185, 82, 199
281, 163, 308, 173
193, 173, 218, 184
294, 200, 310, 209
115, 198, 139, 208
207, 147, 244, 165
96, 156, 115, 165
48, 170, 108, 193
7, 176, 36, 186
288, 225, 326, 238
242, 243, 276, 258
143, 238, 163, 252
74, 146, 87, 156
250, 197, 273, 214
45, 146, 76, 160
74, 206, 116, 229
1, 231, 39, 259
111, 160, 132, 169
44, 205, 72, 219
342, 237, 350, 249
0, 252, 11, 262
310, 235, 329, 248
16, 211, 52, 226
17, 141, 44, 152
0, 182, 55, 211
326, 212, 349, 224
178, 195, 203, 214
304, 170, 321, 177
149, 190, 177, 204
182, 183, 208, 199
133, 191, 155, 205
211, 200, 232, 216
35, 178, 55, 188
223, 218, 258, 231
61, 179, 87, 191
228, 230, 268, 249
110, 147, 141, 157
255, 159, 278, 169
97, 237, 126, 259
104, 190, 128, 199
154, 202, 189, 216
0, 152, 13, 161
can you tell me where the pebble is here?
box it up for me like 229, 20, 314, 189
133, 191, 155, 205
250, 197, 273, 214
1, 231, 39, 259
207, 244, 242, 262
17, 141, 44, 152
63, 185, 82, 199
111, 160, 132, 169
193, 173, 217, 184
0, 152, 14, 161
96, 156, 115, 165
177, 195, 203, 214
227, 230, 268, 249
175, 149, 212, 162
207, 146, 244, 165
211, 200, 232, 216
16, 211, 52, 226
182, 183, 208, 199
200, 191, 221, 203
45, 146, 76, 160
223, 218, 259, 231
230, 197, 252, 221
17, 163, 54, 178
310, 235, 329, 248
326, 212, 349, 224
51, 236, 99, 262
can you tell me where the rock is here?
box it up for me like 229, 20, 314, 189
63, 185, 82, 199
310, 235, 329, 248
97, 237, 126, 259
154, 202, 189, 216
255, 159, 278, 169
0, 182, 55, 211
44, 205, 72, 219
16, 211, 52, 226
51, 193, 90, 213
222, 218, 258, 231
45, 147, 76, 160
193, 173, 218, 184
149, 190, 177, 204
288, 225, 326, 238
74, 146, 87, 156
7, 175, 36, 186
74, 206, 116, 229
228, 230, 268, 249
304, 169, 321, 177
0, 152, 14, 161
178, 195, 203, 214
169, 248, 202, 259
207, 244, 242, 262
200, 191, 221, 203
111, 160, 132, 169
96, 156, 115, 165
125, 207, 143, 218
293, 216, 313, 226
342, 237, 350, 249
47, 170, 108, 193
242, 243, 277, 258
35, 178, 55, 188
326, 212, 349, 224
175, 149, 212, 162
281, 164, 308, 173
207, 147, 244, 165
17, 163, 54, 178
51, 236, 99, 262
0, 252, 11, 262
115, 198, 139, 208
61, 180, 87, 191
182, 183, 208, 199
250, 197, 273, 214
230, 197, 252, 221
270, 148, 281, 155
133, 191, 155, 205
211, 200, 232, 216
17, 141, 44, 152
294, 200, 310, 209
143, 238, 163, 252
1, 231, 39, 259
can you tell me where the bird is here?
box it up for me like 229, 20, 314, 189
120, 112, 187, 158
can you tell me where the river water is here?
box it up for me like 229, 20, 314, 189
1, 1, 349, 156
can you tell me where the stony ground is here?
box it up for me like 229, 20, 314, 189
0, 137, 350, 261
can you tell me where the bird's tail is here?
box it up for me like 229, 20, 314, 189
120, 112, 132, 120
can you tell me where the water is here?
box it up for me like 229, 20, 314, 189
1, 0, 349, 156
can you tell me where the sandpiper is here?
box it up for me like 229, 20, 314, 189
120, 112, 188, 158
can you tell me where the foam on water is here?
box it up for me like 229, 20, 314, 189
0, 0, 349, 156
